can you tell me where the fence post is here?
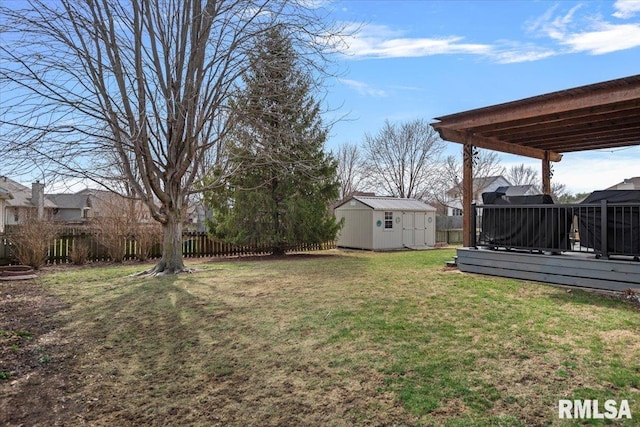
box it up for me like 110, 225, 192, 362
600, 200, 608, 259
471, 203, 477, 248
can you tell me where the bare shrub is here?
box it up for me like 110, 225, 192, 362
7, 213, 59, 269
94, 215, 128, 262
69, 237, 91, 265
91, 192, 155, 262
134, 224, 162, 261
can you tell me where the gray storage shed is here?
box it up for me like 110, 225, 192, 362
334, 196, 437, 251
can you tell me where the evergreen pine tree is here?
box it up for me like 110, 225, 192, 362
206, 26, 341, 255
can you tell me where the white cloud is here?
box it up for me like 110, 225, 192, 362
613, 0, 640, 19
490, 42, 556, 63
562, 22, 640, 54
341, 24, 492, 59
297, 0, 331, 8
338, 2, 640, 65
339, 78, 387, 97
528, 4, 640, 55
340, 22, 557, 64
526, 4, 583, 41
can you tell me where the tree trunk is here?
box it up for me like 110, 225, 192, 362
143, 210, 185, 275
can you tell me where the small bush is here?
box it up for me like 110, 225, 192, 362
7, 214, 58, 269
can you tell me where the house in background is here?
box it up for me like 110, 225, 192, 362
184, 201, 212, 232
47, 192, 93, 224
0, 176, 212, 232
0, 176, 57, 228
48, 188, 153, 225
51, 188, 210, 230
445, 175, 512, 217
0, 186, 13, 233
445, 177, 543, 217
606, 177, 640, 190
334, 195, 437, 251
493, 185, 541, 197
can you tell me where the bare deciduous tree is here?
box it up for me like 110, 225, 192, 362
432, 149, 505, 211
550, 181, 571, 203
506, 163, 539, 187
333, 142, 365, 199
362, 119, 445, 199
0, 0, 345, 274
505, 163, 571, 201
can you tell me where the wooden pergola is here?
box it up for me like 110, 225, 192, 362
431, 74, 640, 247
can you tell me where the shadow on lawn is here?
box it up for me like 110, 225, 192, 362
52, 274, 240, 425
202, 249, 356, 264
547, 287, 639, 312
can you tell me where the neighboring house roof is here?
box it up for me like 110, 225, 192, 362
47, 193, 89, 210
338, 196, 436, 211
605, 177, 640, 190
447, 175, 510, 196
0, 186, 13, 200
494, 185, 541, 196
0, 176, 56, 208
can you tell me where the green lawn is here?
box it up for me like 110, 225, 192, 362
36, 249, 640, 425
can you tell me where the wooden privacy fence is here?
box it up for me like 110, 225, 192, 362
436, 229, 464, 245
2, 230, 336, 265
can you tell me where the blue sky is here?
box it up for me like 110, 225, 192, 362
322, 0, 640, 194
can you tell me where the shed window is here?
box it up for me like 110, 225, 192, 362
384, 211, 393, 229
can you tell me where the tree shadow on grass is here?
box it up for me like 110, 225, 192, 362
51, 274, 241, 425
547, 287, 639, 312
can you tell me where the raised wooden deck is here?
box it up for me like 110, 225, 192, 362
456, 248, 640, 291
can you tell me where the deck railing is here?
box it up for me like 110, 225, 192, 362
473, 201, 640, 260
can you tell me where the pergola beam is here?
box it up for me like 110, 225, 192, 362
435, 127, 562, 162
434, 78, 640, 130
468, 99, 640, 135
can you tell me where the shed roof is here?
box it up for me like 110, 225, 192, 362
339, 196, 436, 211
431, 74, 640, 161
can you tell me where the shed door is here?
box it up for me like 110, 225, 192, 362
403, 212, 428, 247
414, 212, 427, 246
402, 212, 414, 247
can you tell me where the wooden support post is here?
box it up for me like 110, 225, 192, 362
542, 151, 551, 195
463, 143, 474, 247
